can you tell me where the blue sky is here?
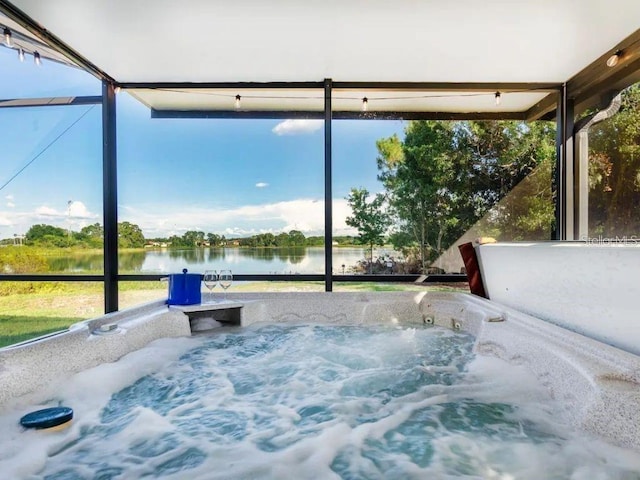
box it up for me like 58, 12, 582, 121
0, 47, 405, 239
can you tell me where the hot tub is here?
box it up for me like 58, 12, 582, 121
0, 292, 639, 478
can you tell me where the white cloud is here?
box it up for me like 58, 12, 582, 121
68, 201, 93, 218
5, 194, 14, 201
35, 206, 58, 216
255, 182, 269, 188
7, 202, 15, 208
119, 198, 357, 238
0, 201, 100, 236
223, 226, 278, 236
33, 201, 95, 219
272, 119, 323, 136
0, 199, 356, 239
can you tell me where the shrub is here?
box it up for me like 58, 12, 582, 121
0, 247, 49, 274
0, 247, 50, 295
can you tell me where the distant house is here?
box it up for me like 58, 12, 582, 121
145, 241, 170, 248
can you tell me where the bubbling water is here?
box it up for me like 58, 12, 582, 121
3, 324, 640, 479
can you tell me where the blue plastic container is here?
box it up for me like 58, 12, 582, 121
167, 268, 202, 305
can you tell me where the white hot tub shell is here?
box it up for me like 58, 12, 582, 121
0, 291, 638, 451
475, 241, 640, 357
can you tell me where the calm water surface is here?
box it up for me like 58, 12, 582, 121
47, 247, 396, 274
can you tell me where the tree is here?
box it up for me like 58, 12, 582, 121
255, 233, 276, 247
168, 235, 184, 247
345, 188, 390, 273
181, 230, 205, 247
78, 223, 104, 248
377, 123, 461, 271
588, 83, 640, 237
80, 223, 103, 239
305, 236, 324, 246
118, 221, 145, 248
274, 232, 290, 247
376, 120, 556, 272
207, 233, 223, 247
25, 224, 66, 245
453, 120, 556, 241
287, 230, 306, 246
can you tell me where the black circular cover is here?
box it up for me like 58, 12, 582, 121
20, 407, 73, 429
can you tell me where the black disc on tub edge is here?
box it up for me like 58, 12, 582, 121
20, 407, 73, 429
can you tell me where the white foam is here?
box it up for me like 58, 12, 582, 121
2, 324, 639, 479
0, 336, 196, 479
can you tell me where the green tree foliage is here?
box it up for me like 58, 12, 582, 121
80, 223, 103, 238
345, 188, 391, 272
25, 224, 68, 246
588, 84, 640, 237
180, 230, 206, 247
377, 120, 556, 272
14, 223, 349, 253
286, 230, 306, 246
272, 230, 306, 247
455, 121, 556, 241
118, 221, 145, 248
22, 221, 146, 249
77, 223, 104, 248
206, 233, 226, 247
167, 235, 183, 247
274, 233, 289, 246
333, 236, 357, 246
304, 236, 325, 246
235, 230, 311, 247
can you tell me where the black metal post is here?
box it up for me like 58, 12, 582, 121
565, 97, 575, 239
102, 80, 118, 312
324, 79, 333, 292
554, 85, 566, 240
554, 84, 573, 241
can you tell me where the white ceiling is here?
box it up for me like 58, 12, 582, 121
6, 0, 640, 113
0, 14, 78, 68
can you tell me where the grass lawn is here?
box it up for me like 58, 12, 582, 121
0, 281, 468, 348
0, 282, 166, 348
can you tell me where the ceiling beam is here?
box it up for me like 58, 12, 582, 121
336, 111, 526, 120
525, 91, 559, 121
151, 109, 323, 120
123, 81, 560, 92
0, 0, 114, 83
119, 82, 325, 90
332, 82, 560, 92
151, 109, 526, 121
0, 95, 102, 109
132, 82, 552, 120
525, 29, 640, 120
567, 28, 640, 114
573, 56, 640, 114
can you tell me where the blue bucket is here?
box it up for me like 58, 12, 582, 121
167, 268, 202, 305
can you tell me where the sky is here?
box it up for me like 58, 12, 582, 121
0, 47, 406, 240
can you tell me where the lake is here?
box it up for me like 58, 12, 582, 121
46, 247, 398, 274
